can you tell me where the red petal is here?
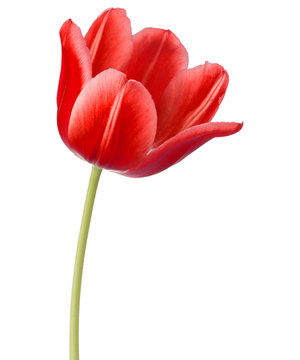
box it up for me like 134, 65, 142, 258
154, 63, 229, 146
126, 28, 188, 105
124, 122, 243, 178
85, 8, 133, 76
57, 20, 92, 146
68, 69, 157, 171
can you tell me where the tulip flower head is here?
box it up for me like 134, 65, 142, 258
57, 8, 242, 177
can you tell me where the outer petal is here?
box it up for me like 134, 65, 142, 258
123, 122, 243, 178
68, 69, 157, 171
57, 20, 92, 146
154, 63, 229, 146
85, 8, 133, 76
126, 28, 188, 105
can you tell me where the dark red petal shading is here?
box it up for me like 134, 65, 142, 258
123, 122, 243, 178
57, 20, 92, 146
126, 28, 188, 105
85, 8, 133, 76
68, 69, 157, 171
154, 63, 229, 147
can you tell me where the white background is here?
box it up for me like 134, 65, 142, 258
0, 0, 299, 359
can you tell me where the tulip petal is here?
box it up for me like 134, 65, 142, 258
154, 63, 229, 146
68, 69, 157, 171
123, 122, 243, 178
57, 20, 92, 146
126, 28, 188, 105
85, 8, 133, 76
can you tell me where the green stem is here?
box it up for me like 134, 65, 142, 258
70, 165, 102, 360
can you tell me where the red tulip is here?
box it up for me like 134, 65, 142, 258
57, 8, 242, 177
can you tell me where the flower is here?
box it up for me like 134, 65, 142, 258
57, 8, 243, 177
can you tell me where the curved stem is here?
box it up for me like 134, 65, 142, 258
70, 165, 102, 360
